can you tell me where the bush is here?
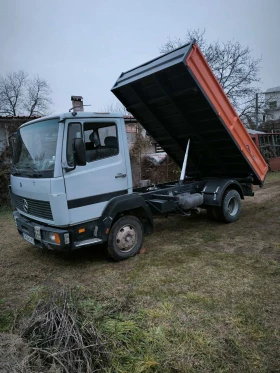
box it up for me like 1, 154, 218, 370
0, 162, 11, 206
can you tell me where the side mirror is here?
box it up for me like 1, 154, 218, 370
73, 138, 86, 166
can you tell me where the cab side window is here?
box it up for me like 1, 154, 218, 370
84, 123, 118, 162
67, 122, 82, 166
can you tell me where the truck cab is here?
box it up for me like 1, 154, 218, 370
10, 112, 151, 259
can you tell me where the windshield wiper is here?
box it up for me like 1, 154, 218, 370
11, 164, 21, 176
23, 165, 43, 177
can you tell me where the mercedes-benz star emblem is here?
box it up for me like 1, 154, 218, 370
23, 199, 28, 213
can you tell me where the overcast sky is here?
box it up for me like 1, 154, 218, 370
0, 0, 279, 114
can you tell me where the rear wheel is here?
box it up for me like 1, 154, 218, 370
215, 189, 241, 223
107, 215, 144, 261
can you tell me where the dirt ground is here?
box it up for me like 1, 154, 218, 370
0, 172, 279, 372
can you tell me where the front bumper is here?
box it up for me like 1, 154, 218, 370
13, 211, 103, 251
13, 211, 71, 251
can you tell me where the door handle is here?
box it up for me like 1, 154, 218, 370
115, 173, 127, 178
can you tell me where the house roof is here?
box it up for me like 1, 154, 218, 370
0, 113, 138, 129
266, 86, 280, 93
0, 114, 137, 122
0, 116, 42, 129
0, 115, 41, 119
247, 129, 265, 134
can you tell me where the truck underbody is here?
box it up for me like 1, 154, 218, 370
12, 174, 252, 256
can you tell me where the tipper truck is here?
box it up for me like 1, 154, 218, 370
10, 42, 268, 260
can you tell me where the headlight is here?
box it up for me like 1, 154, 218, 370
45, 232, 61, 244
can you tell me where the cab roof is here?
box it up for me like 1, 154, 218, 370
19, 112, 125, 128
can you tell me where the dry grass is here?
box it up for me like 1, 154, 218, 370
0, 172, 280, 372
19, 289, 111, 373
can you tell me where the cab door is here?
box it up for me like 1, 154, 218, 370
62, 118, 128, 225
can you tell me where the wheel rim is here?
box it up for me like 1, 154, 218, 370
116, 225, 137, 253
227, 197, 239, 216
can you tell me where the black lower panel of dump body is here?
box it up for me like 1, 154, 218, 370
112, 43, 259, 182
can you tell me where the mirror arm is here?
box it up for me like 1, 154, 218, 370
61, 160, 76, 173
65, 165, 76, 173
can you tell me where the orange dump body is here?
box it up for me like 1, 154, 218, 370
186, 44, 268, 183
112, 42, 268, 184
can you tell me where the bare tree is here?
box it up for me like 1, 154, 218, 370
160, 29, 207, 54
23, 76, 52, 116
160, 29, 262, 124
100, 101, 131, 116
0, 70, 52, 117
0, 71, 27, 116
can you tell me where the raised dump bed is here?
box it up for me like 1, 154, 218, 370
112, 42, 268, 185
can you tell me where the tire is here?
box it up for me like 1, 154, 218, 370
107, 215, 144, 261
216, 189, 241, 223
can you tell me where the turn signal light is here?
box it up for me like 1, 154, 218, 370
78, 228, 85, 234
54, 233, 61, 244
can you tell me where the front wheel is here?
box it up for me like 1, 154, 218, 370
215, 189, 241, 223
107, 215, 144, 261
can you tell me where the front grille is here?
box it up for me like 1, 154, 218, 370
13, 193, 53, 221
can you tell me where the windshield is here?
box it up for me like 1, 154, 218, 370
13, 118, 59, 177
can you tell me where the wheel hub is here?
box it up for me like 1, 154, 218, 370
116, 225, 137, 252
227, 197, 238, 216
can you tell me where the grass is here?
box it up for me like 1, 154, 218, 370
0, 308, 13, 332
0, 171, 279, 372
0, 202, 12, 214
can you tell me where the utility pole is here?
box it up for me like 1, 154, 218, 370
255, 93, 259, 128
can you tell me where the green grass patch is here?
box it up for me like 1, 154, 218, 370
0, 202, 12, 214
265, 171, 280, 182
0, 311, 13, 332
0, 301, 13, 332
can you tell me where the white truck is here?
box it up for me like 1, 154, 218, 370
10, 42, 268, 260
